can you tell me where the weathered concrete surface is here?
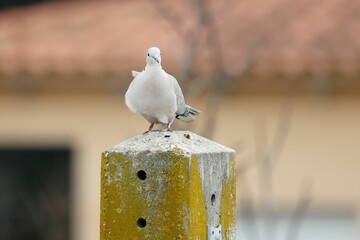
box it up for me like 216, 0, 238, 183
100, 131, 236, 239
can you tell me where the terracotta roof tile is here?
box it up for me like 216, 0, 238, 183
0, 0, 358, 75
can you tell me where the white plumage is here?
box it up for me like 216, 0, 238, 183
125, 47, 200, 132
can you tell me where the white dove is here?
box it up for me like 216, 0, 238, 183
125, 47, 200, 132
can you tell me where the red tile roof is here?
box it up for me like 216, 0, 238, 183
0, 0, 359, 75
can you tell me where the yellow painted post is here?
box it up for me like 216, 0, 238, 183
100, 131, 236, 239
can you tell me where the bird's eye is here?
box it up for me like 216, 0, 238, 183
147, 53, 150, 56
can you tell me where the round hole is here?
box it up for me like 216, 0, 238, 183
136, 218, 147, 228
137, 170, 147, 180
211, 193, 216, 205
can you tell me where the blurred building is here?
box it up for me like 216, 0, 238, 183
0, 0, 359, 240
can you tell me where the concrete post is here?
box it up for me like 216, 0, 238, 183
100, 131, 236, 239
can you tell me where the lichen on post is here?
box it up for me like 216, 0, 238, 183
100, 131, 236, 239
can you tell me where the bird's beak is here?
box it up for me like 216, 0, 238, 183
152, 56, 159, 63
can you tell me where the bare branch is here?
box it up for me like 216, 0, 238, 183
147, 0, 186, 38
285, 181, 313, 240
237, 174, 261, 240
269, 83, 295, 166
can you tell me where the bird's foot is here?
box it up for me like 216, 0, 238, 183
143, 123, 155, 134
165, 122, 173, 132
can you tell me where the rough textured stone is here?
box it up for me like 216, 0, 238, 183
100, 131, 236, 239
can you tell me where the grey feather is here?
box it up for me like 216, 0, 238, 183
168, 73, 200, 122
168, 73, 186, 115
176, 105, 201, 122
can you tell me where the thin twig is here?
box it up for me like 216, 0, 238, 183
285, 181, 313, 240
237, 174, 261, 240
147, 0, 186, 38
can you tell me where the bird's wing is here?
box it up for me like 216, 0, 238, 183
131, 70, 141, 78
167, 73, 186, 115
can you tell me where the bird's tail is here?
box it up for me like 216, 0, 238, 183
176, 105, 201, 122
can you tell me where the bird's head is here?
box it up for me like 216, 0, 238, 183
146, 47, 161, 65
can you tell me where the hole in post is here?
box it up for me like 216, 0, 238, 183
211, 193, 216, 205
137, 218, 147, 228
137, 170, 147, 180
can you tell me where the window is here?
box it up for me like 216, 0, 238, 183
0, 147, 71, 240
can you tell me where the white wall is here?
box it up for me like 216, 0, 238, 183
0, 94, 359, 239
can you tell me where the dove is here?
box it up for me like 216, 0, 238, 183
125, 47, 200, 132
